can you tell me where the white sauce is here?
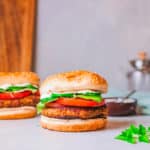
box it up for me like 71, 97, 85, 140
105, 98, 135, 103
41, 93, 52, 99
40, 90, 99, 99
0, 83, 37, 90
41, 115, 101, 125
0, 106, 35, 115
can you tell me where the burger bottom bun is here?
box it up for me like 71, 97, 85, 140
0, 106, 37, 119
40, 115, 107, 132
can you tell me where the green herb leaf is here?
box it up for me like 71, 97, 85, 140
130, 124, 139, 134
115, 124, 150, 144
139, 135, 150, 143
139, 124, 146, 135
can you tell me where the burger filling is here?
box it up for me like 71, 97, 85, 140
42, 105, 107, 119
37, 90, 106, 117
0, 84, 39, 107
0, 83, 38, 93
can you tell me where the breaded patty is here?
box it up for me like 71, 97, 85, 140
0, 95, 39, 108
42, 105, 107, 119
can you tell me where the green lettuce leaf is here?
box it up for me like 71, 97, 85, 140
37, 102, 45, 114
75, 94, 101, 102
0, 88, 5, 93
0, 84, 38, 93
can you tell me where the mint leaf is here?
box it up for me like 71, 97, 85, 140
115, 124, 150, 144
130, 124, 139, 134
139, 124, 146, 135
139, 135, 150, 143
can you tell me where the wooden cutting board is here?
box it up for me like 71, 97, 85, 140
0, 0, 36, 72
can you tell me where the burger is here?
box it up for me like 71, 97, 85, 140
0, 72, 40, 119
37, 70, 108, 132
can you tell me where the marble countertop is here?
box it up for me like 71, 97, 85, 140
1, 116, 150, 150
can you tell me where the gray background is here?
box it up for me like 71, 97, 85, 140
35, 0, 150, 89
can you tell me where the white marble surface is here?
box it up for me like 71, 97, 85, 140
0, 116, 150, 150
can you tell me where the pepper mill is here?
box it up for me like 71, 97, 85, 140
127, 51, 150, 91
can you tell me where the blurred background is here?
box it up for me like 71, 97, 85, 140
35, 0, 150, 90
0, 0, 150, 90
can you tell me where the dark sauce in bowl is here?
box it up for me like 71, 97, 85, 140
105, 98, 137, 116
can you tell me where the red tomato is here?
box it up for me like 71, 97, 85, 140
46, 102, 64, 108
35, 91, 40, 96
0, 91, 32, 100
56, 98, 105, 107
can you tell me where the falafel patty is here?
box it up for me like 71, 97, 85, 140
0, 95, 39, 108
42, 105, 107, 119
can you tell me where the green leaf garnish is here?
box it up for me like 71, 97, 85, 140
0, 84, 38, 93
115, 124, 150, 144
37, 102, 45, 114
0, 88, 5, 92
74, 92, 101, 101
139, 135, 150, 143
139, 124, 146, 135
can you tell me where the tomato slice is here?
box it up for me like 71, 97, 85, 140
46, 102, 64, 108
0, 91, 32, 100
35, 91, 40, 96
56, 98, 105, 107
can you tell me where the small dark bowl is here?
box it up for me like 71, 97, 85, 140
105, 98, 137, 116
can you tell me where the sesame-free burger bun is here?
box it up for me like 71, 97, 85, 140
40, 115, 107, 132
40, 70, 108, 93
0, 106, 37, 119
0, 72, 39, 86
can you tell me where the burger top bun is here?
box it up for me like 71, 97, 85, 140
0, 72, 39, 86
40, 70, 108, 94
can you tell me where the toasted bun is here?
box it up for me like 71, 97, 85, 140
40, 115, 107, 132
0, 106, 37, 119
0, 72, 39, 86
40, 70, 108, 94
